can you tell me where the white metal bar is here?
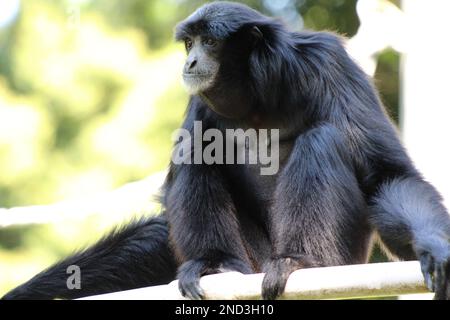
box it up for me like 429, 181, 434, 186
80, 261, 429, 300
0, 171, 166, 227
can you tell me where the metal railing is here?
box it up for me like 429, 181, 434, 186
80, 261, 432, 300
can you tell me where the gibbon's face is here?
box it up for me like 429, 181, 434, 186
181, 35, 224, 95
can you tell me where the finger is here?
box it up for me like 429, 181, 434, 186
178, 281, 189, 298
262, 269, 289, 300
261, 274, 280, 300
187, 287, 202, 301
181, 284, 200, 300
188, 280, 204, 300
262, 255, 318, 300
193, 284, 205, 300
179, 286, 186, 297
419, 253, 434, 292
179, 279, 204, 300
424, 273, 433, 292
433, 263, 448, 300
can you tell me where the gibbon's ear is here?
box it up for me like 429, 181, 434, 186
251, 26, 264, 42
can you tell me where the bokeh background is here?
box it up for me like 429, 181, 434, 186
0, 0, 449, 297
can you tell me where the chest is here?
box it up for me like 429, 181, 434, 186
227, 135, 295, 204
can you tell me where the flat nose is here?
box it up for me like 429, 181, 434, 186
186, 57, 197, 71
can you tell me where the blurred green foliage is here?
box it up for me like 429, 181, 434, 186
0, 0, 399, 295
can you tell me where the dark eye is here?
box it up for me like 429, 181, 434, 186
185, 39, 193, 51
203, 38, 217, 47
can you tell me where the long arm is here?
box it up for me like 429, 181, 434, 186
301, 27, 450, 300
262, 123, 370, 300
164, 101, 253, 300
369, 175, 450, 299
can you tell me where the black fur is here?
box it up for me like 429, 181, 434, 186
2, 216, 176, 300
3, 1, 450, 300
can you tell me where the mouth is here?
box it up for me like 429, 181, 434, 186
183, 73, 212, 78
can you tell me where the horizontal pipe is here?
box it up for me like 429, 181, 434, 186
80, 261, 430, 300
0, 172, 166, 227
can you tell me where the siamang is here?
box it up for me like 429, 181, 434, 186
3, 2, 450, 300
